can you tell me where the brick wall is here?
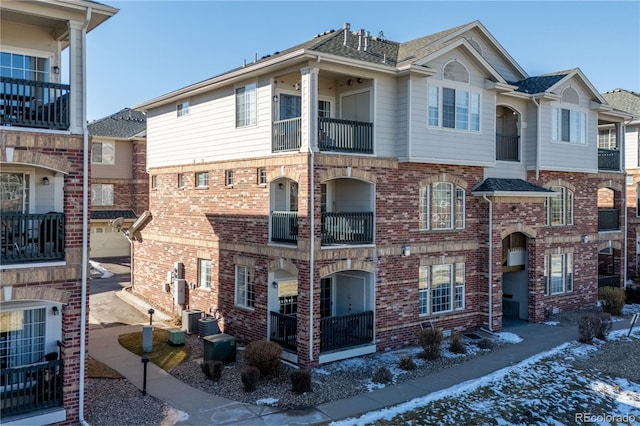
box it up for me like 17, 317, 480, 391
1, 129, 88, 425
132, 154, 624, 366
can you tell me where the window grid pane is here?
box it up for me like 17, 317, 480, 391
550, 254, 564, 294
431, 182, 452, 230
0, 308, 46, 368
431, 264, 452, 313
454, 263, 465, 310
455, 187, 465, 229
455, 90, 469, 130
442, 88, 455, 128
419, 186, 429, 229
199, 259, 211, 289
428, 86, 439, 126
419, 266, 429, 315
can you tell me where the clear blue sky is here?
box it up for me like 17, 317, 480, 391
83, 0, 640, 122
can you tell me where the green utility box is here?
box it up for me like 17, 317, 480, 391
203, 333, 236, 364
166, 328, 185, 346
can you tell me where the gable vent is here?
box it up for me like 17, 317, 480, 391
562, 87, 580, 105
444, 61, 469, 83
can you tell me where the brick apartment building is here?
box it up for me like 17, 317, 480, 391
88, 108, 147, 258
131, 21, 630, 367
0, 1, 117, 424
600, 89, 640, 281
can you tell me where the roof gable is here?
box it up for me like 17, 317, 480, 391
88, 108, 146, 139
602, 89, 640, 118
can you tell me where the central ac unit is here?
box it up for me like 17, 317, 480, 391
181, 309, 203, 334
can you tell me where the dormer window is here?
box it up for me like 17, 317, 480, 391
428, 61, 479, 132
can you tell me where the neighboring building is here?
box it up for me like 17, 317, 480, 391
132, 21, 629, 367
88, 108, 147, 258
601, 89, 640, 281
0, 1, 117, 424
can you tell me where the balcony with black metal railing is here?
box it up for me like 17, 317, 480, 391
598, 149, 621, 171
272, 117, 373, 154
320, 311, 374, 352
0, 359, 63, 418
496, 134, 519, 161
1, 77, 70, 130
321, 212, 374, 246
1, 212, 65, 265
269, 311, 297, 351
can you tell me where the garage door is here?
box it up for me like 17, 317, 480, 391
90, 225, 130, 258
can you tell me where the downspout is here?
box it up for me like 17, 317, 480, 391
483, 194, 493, 331
532, 97, 541, 180
79, 7, 92, 426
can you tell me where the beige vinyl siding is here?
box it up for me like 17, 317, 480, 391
624, 126, 640, 169
0, 20, 59, 59
92, 140, 133, 179
523, 102, 539, 170
393, 75, 410, 159
409, 49, 495, 165
458, 28, 524, 83
538, 80, 598, 172
146, 78, 273, 169
373, 74, 399, 158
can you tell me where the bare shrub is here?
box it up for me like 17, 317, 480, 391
241, 366, 260, 392
449, 332, 467, 354
372, 366, 393, 384
200, 360, 223, 381
578, 313, 612, 343
398, 355, 416, 371
290, 370, 312, 394
243, 340, 282, 379
598, 286, 626, 316
418, 328, 443, 360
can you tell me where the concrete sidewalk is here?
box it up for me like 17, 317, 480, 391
89, 304, 637, 426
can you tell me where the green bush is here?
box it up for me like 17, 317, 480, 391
241, 366, 260, 392
449, 332, 466, 354
418, 328, 443, 360
201, 360, 223, 381
598, 286, 625, 316
398, 355, 416, 371
372, 366, 393, 384
290, 369, 312, 394
578, 313, 611, 343
243, 340, 282, 379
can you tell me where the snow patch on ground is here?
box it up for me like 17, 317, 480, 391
255, 398, 278, 406
493, 331, 523, 343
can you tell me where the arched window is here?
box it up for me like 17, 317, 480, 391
443, 61, 469, 83
561, 87, 579, 105
420, 182, 465, 230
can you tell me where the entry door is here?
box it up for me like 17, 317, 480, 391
342, 92, 370, 122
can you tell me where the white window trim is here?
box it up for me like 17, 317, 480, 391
195, 172, 209, 188
198, 259, 211, 290
544, 253, 574, 296
91, 183, 114, 206
235, 82, 257, 128
419, 263, 465, 316
91, 141, 115, 165
420, 182, 466, 231
546, 186, 573, 226
235, 265, 254, 309
427, 82, 482, 133
551, 105, 588, 145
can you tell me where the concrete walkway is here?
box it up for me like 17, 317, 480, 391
89, 298, 637, 426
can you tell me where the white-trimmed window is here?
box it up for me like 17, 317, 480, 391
178, 173, 185, 188
598, 128, 617, 150
91, 184, 114, 206
544, 253, 573, 295
419, 263, 465, 315
0, 52, 49, 82
235, 265, 254, 308
198, 259, 211, 289
151, 175, 157, 189
91, 142, 114, 165
196, 172, 209, 188
257, 168, 267, 185
177, 101, 189, 117
420, 182, 465, 230
225, 170, 233, 186
552, 107, 586, 144
428, 64, 480, 132
235, 83, 257, 127
546, 186, 573, 226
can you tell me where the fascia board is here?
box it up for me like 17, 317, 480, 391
415, 39, 507, 83
437, 20, 529, 80
472, 191, 559, 197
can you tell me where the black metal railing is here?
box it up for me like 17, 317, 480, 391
1, 77, 70, 130
320, 311, 374, 352
272, 117, 302, 152
270, 211, 298, 244
598, 208, 619, 231
318, 117, 373, 154
598, 149, 620, 171
269, 311, 297, 351
496, 134, 519, 161
598, 275, 621, 288
1, 212, 65, 264
321, 212, 373, 246
0, 359, 63, 417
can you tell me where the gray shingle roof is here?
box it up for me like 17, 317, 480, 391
91, 210, 137, 220
602, 89, 640, 118
509, 71, 571, 94
88, 108, 146, 138
472, 178, 554, 194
